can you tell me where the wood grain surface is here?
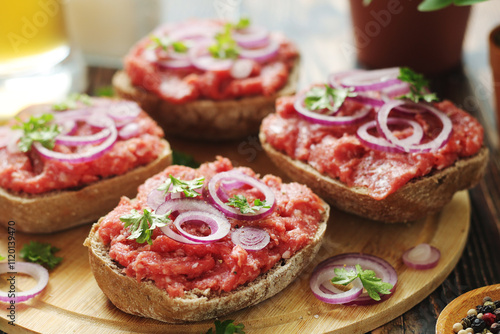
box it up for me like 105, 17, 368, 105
0, 179, 470, 334
436, 284, 500, 334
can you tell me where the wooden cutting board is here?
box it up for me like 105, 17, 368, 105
0, 139, 471, 334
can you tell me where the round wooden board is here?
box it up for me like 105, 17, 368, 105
0, 142, 471, 334
436, 284, 500, 334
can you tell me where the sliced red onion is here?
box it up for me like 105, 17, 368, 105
377, 100, 452, 153
56, 127, 111, 146
160, 224, 203, 245
0, 262, 49, 303
231, 226, 270, 251
381, 82, 411, 99
402, 243, 440, 270
173, 211, 231, 243
205, 170, 275, 220
118, 123, 140, 140
230, 59, 254, 79
57, 119, 77, 136
156, 198, 223, 217
34, 116, 117, 163
189, 43, 234, 72
310, 264, 364, 304
147, 188, 168, 211
238, 38, 279, 63
294, 94, 371, 126
328, 69, 365, 88
105, 101, 141, 121
356, 118, 424, 153
312, 253, 397, 306
340, 67, 402, 92
233, 26, 270, 48
6, 130, 23, 154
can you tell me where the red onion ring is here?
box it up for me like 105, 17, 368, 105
310, 253, 397, 306
238, 38, 279, 63
377, 100, 452, 153
156, 198, 223, 217
118, 123, 140, 140
402, 243, 441, 270
0, 262, 49, 303
233, 26, 270, 48
34, 115, 118, 163
104, 101, 141, 121
310, 264, 364, 304
340, 67, 402, 92
230, 59, 254, 79
356, 118, 424, 153
173, 211, 231, 243
294, 94, 371, 126
160, 224, 203, 245
55, 127, 111, 146
205, 170, 275, 220
189, 42, 234, 72
231, 226, 270, 251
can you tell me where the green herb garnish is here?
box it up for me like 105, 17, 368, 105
235, 17, 251, 30
158, 175, 204, 198
205, 319, 245, 334
120, 209, 171, 245
20, 241, 63, 269
52, 93, 92, 111
12, 113, 60, 152
330, 264, 393, 301
150, 35, 188, 53
226, 195, 270, 214
304, 84, 356, 113
209, 23, 239, 59
397, 67, 438, 103
95, 86, 114, 97
172, 150, 200, 168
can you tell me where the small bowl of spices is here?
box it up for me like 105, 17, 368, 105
436, 284, 500, 334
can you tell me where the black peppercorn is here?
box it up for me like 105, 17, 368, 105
495, 300, 500, 308
462, 315, 474, 328
484, 296, 493, 303
493, 309, 500, 322
483, 301, 497, 314
471, 318, 487, 332
491, 323, 500, 334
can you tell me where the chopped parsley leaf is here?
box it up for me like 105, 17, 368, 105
205, 319, 245, 334
120, 209, 171, 245
330, 264, 393, 301
226, 195, 270, 214
12, 113, 60, 152
304, 84, 356, 113
397, 67, 438, 103
209, 23, 239, 59
52, 93, 92, 111
20, 241, 63, 269
157, 175, 204, 198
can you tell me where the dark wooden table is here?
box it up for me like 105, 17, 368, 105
81, 2, 500, 333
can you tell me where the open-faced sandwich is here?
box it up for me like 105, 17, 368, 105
0, 94, 172, 233
84, 157, 329, 322
260, 67, 489, 223
112, 18, 299, 141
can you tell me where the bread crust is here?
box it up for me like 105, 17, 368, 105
0, 142, 172, 233
84, 200, 329, 323
112, 59, 300, 141
259, 130, 489, 223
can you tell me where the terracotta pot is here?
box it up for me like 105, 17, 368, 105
348, 0, 471, 75
489, 25, 500, 133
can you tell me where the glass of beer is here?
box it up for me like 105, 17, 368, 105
0, 0, 85, 120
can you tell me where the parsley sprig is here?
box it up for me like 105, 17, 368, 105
304, 84, 356, 113
397, 67, 438, 103
150, 35, 188, 53
226, 195, 270, 214
235, 17, 250, 30
205, 319, 245, 334
209, 23, 239, 59
158, 175, 204, 198
12, 113, 61, 152
20, 241, 63, 269
52, 93, 92, 111
120, 209, 171, 245
330, 264, 393, 301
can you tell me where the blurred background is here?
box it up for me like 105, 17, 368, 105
1, 0, 499, 149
